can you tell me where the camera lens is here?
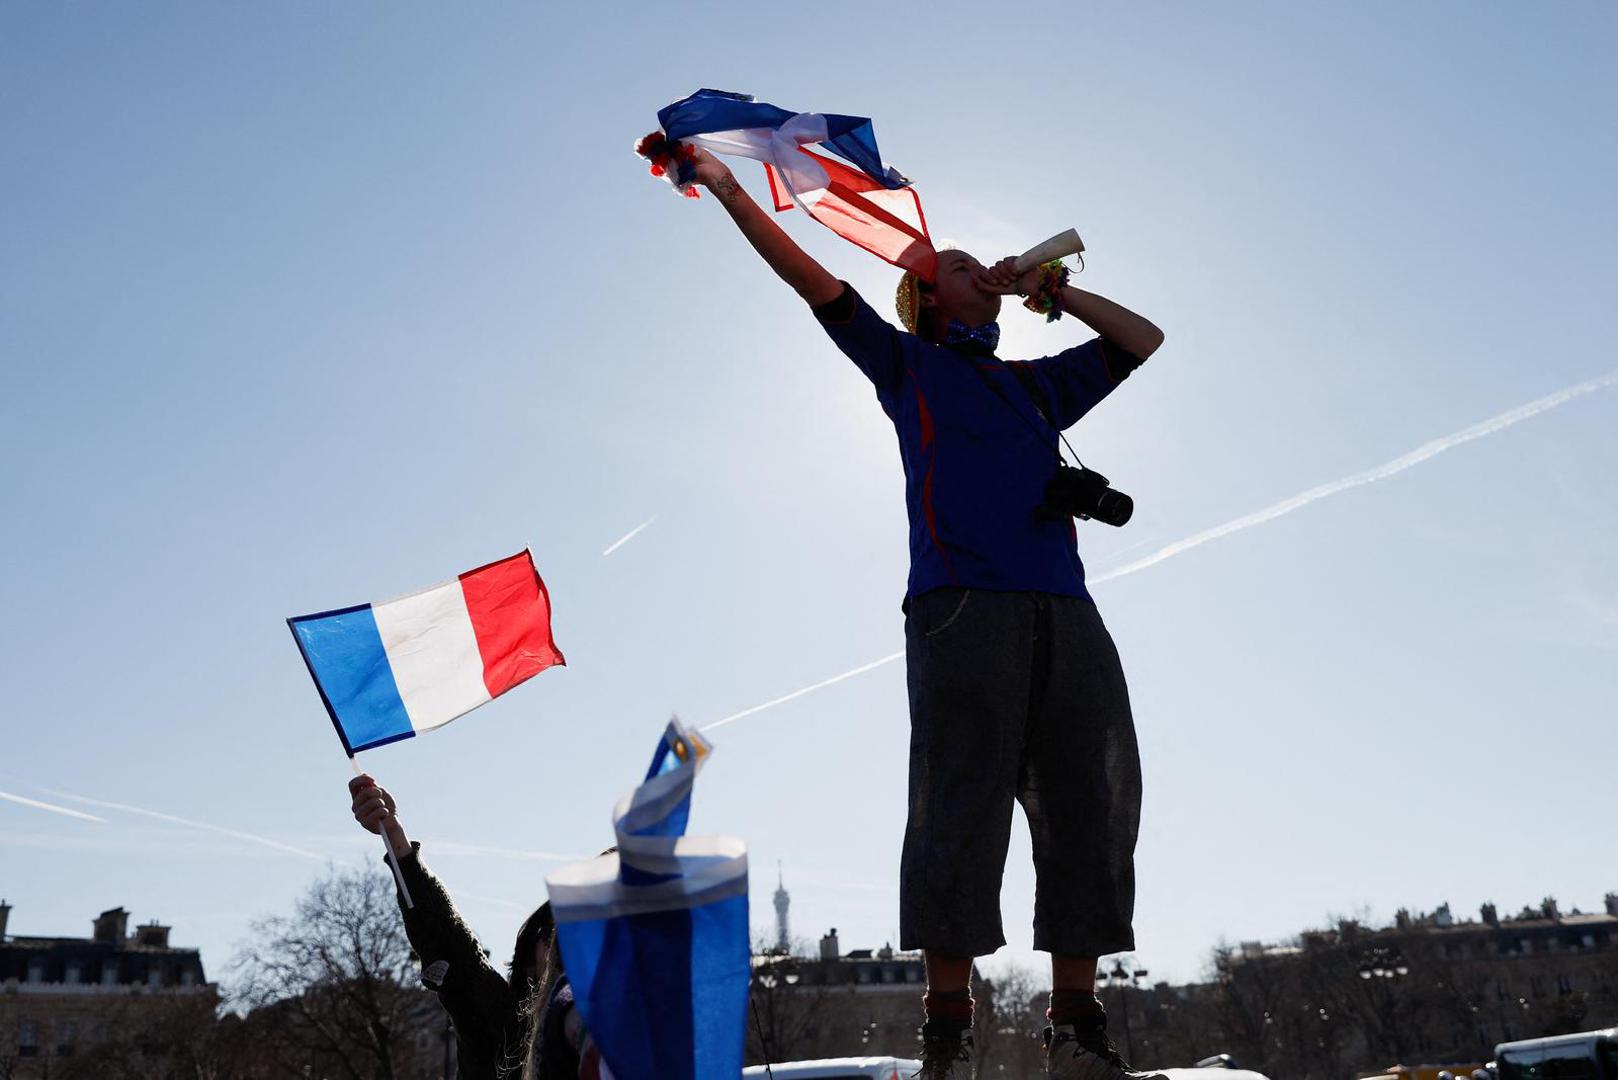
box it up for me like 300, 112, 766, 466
1092, 489, 1134, 527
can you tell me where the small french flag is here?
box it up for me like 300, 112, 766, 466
288, 551, 564, 755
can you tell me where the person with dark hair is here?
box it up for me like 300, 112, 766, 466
520, 850, 620, 1080
678, 147, 1167, 1080
350, 775, 552, 1079
523, 967, 605, 1080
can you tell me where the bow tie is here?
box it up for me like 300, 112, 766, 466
945, 319, 1001, 353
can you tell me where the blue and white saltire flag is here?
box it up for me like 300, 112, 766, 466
545, 719, 749, 1080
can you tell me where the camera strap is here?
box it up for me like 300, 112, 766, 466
959, 350, 1084, 469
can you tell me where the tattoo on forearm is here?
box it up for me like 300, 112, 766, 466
713, 175, 741, 203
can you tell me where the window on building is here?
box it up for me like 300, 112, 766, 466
1583, 934, 1597, 949
65, 963, 81, 984
147, 967, 162, 987
180, 968, 196, 987
18, 1019, 39, 1058
26, 961, 45, 984
102, 965, 120, 986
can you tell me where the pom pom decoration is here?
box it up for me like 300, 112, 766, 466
634, 130, 701, 199
1022, 259, 1072, 323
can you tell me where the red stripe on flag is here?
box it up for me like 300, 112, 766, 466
797, 147, 937, 280
764, 164, 794, 213
459, 551, 565, 698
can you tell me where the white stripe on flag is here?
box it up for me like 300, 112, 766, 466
372, 581, 491, 733
546, 838, 749, 923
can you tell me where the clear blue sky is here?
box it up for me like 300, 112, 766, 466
3, 2, 1615, 990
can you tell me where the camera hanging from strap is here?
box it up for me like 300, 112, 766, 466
957, 349, 1136, 527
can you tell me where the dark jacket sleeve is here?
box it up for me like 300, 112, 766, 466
1029, 337, 1148, 430
386, 843, 523, 1075
813, 282, 907, 398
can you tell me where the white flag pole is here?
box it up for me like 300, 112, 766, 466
350, 756, 415, 910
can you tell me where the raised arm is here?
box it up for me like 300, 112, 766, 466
981, 257, 1165, 360
1050, 284, 1165, 360
692, 149, 844, 307
349, 777, 512, 1037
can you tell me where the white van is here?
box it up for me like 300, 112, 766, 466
1159, 1069, 1273, 1080
742, 1058, 923, 1080
1497, 1029, 1618, 1080
743, 1056, 1272, 1080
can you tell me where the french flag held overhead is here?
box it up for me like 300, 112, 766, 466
288, 551, 564, 754
651, 89, 937, 280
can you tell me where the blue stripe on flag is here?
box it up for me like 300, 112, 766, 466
658, 89, 907, 190
287, 605, 414, 754
658, 89, 791, 141
689, 892, 750, 1079
559, 908, 704, 1080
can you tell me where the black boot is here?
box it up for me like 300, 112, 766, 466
914, 1018, 974, 1079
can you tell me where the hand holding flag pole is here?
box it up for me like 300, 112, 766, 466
348, 760, 416, 910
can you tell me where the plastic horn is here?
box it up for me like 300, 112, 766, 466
1013, 228, 1086, 274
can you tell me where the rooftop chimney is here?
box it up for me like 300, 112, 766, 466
819, 928, 841, 962
1542, 897, 1560, 921
1481, 902, 1499, 927
0, 899, 10, 941
1395, 908, 1412, 931
93, 908, 129, 945
135, 922, 171, 949
1434, 903, 1454, 928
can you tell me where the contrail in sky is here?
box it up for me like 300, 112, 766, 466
603, 515, 658, 557
1091, 369, 1618, 584
0, 790, 106, 823
39, 787, 327, 861
28, 786, 582, 869
701, 651, 906, 733
703, 370, 1618, 733
454, 889, 527, 912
